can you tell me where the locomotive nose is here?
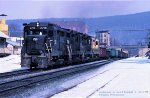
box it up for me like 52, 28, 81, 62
26, 35, 46, 55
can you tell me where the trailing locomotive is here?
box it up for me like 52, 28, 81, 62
21, 22, 100, 69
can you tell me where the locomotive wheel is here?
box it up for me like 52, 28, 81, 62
30, 62, 38, 69
30, 65, 33, 69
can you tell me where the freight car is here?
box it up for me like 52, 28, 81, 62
107, 48, 128, 59
99, 47, 108, 59
21, 22, 100, 69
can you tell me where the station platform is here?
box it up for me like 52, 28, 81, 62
51, 57, 150, 98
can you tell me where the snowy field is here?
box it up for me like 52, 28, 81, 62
0, 55, 25, 73
51, 57, 150, 98
0, 55, 150, 98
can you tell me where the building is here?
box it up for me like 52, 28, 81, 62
0, 31, 22, 55
139, 48, 149, 56
0, 14, 8, 35
0, 14, 21, 55
8, 37, 23, 46
6, 39, 22, 55
0, 31, 9, 56
96, 30, 110, 48
0, 14, 9, 56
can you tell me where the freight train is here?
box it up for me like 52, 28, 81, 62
21, 22, 128, 69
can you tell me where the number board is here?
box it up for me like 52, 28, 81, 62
30, 26, 47, 30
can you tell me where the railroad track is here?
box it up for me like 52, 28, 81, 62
0, 69, 43, 84
0, 60, 114, 96
0, 70, 32, 78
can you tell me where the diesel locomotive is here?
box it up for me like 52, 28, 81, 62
21, 22, 100, 69
21, 22, 128, 69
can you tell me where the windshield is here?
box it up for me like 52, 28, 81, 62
27, 29, 47, 35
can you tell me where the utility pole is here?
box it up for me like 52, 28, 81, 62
147, 30, 150, 58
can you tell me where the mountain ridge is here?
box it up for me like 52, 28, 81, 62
7, 11, 150, 45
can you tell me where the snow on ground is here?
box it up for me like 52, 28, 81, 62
51, 57, 150, 98
0, 55, 25, 73
0, 56, 150, 98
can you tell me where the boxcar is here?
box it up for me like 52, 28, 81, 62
99, 47, 107, 59
109, 49, 117, 58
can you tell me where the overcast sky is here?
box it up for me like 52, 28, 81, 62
1, 0, 150, 19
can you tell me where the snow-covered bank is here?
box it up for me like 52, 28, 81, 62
0, 55, 25, 73
51, 57, 150, 98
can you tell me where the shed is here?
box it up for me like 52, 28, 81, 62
6, 39, 22, 55
0, 31, 9, 55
